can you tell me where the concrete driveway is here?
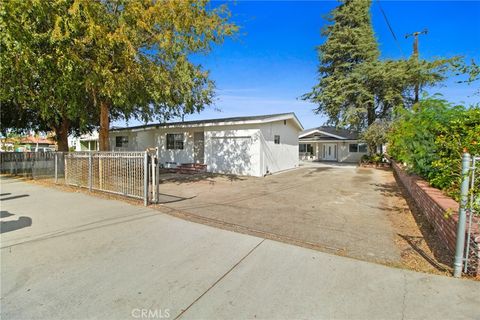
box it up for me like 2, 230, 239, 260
157, 163, 402, 264
1, 177, 479, 319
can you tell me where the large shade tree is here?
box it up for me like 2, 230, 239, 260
1, 0, 95, 150
53, 0, 237, 150
303, 0, 453, 130
302, 0, 379, 130
1, 0, 237, 151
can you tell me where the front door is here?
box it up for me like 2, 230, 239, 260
193, 132, 205, 164
323, 143, 337, 161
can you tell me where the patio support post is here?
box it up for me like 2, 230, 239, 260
453, 152, 471, 278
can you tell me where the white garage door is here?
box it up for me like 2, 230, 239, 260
209, 136, 254, 176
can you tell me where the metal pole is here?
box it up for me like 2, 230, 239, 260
88, 152, 93, 192
464, 156, 477, 273
54, 153, 58, 184
144, 151, 148, 206
453, 152, 471, 278
151, 152, 156, 204
156, 147, 160, 204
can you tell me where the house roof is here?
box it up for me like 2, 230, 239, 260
111, 112, 304, 132
19, 136, 56, 145
299, 126, 360, 140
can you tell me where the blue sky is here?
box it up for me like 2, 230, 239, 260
116, 0, 480, 130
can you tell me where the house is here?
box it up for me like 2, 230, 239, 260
74, 131, 99, 151
0, 136, 56, 152
109, 113, 303, 177
299, 126, 367, 162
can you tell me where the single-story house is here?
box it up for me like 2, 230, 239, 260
74, 131, 99, 151
299, 126, 367, 162
109, 113, 303, 177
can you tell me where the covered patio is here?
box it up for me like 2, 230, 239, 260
298, 126, 367, 163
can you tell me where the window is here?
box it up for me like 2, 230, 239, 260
358, 143, 367, 153
299, 144, 313, 154
115, 136, 128, 148
274, 135, 280, 144
349, 143, 368, 153
166, 133, 184, 150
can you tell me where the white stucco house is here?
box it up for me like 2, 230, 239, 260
109, 113, 303, 177
299, 126, 367, 163
74, 131, 99, 151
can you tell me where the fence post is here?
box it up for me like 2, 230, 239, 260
156, 147, 160, 204
453, 152, 471, 278
54, 153, 58, 184
144, 151, 148, 206
88, 152, 93, 192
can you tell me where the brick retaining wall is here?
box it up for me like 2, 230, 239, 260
391, 160, 480, 276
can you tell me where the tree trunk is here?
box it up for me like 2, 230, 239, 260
367, 104, 376, 126
54, 119, 70, 152
99, 100, 110, 151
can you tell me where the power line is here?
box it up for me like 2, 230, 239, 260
375, 0, 405, 57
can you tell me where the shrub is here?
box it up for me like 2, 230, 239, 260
387, 97, 480, 201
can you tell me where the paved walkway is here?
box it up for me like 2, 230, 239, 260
1, 177, 479, 319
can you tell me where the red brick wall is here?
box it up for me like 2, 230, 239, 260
391, 160, 480, 276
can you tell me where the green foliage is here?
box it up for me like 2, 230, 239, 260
0, 0, 94, 134
1, 0, 237, 149
388, 97, 480, 200
361, 153, 385, 165
302, 0, 379, 130
303, 0, 455, 130
361, 119, 390, 154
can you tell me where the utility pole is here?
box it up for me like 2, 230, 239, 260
405, 28, 428, 103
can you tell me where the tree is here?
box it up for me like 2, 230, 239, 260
1, 0, 237, 151
302, 0, 379, 130
53, 0, 237, 150
361, 119, 390, 154
303, 0, 454, 130
0, 0, 95, 151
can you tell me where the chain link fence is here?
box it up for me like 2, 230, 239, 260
1, 151, 157, 205
65, 151, 148, 203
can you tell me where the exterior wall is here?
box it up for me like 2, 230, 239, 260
259, 119, 299, 174
205, 125, 261, 176
302, 141, 366, 162
109, 130, 155, 152
338, 142, 367, 163
155, 129, 195, 165
109, 119, 301, 177
391, 160, 480, 276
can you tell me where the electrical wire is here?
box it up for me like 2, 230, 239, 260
375, 0, 405, 57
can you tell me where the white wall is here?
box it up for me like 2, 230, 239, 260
108, 119, 301, 177
205, 125, 262, 176
259, 119, 299, 174
109, 130, 155, 152
338, 143, 367, 163
155, 129, 195, 165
